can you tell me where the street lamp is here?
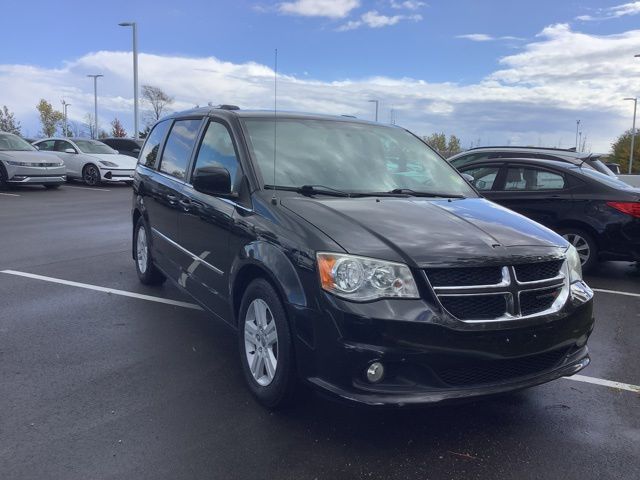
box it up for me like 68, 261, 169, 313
368, 99, 379, 122
62, 100, 71, 136
624, 97, 637, 174
87, 74, 103, 139
119, 21, 139, 139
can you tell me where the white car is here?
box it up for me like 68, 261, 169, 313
33, 138, 137, 186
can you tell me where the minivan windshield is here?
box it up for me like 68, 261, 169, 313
0, 133, 36, 151
74, 139, 116, 154
242, 118, 476, 197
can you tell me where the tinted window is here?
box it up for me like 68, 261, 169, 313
450, 153, 490, 169
54, 140, 74, 152
192, 121, 241, 190
463, 165, 500, 191
139, 121, 171, 168
504, 167, 565, 191
36, 140, 56, 151
159, 119, 202, 180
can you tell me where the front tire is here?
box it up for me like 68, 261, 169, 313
82, 164, 101, 186
134, 218, 166, 285
238, 279, 297, 409
559, 228, 597, 273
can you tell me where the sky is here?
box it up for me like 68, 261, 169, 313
2, 0, 640, 151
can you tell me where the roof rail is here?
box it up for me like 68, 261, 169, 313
216, 104, 240, 111
466, 145, 581, 153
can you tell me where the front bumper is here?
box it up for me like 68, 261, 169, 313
291, 294, 594, 406
100, 168, 135, 182
6, 165, 66, 185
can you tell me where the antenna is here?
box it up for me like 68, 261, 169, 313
271, 48, 278, 205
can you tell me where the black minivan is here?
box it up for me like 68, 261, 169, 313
132, 107, 594, 408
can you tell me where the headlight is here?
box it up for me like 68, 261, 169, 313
98, 160, 119, 167
317, 252, 419, 301
566, 244, 583, 283
6, 160, 31, 166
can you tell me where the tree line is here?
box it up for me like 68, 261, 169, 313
0, 84, 174, 139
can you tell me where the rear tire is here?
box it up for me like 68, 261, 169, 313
82, 164, 101, 186
238, 278, 297, 409
559, 228, 598, 273
134, 217, 166, 285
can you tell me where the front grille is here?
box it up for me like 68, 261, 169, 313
435, 349, 566, 387
520, 286, 563, 316
426, 260, 567, 322
439, 295, 507, 320
515, 260, 563, 282
426, 266, 503, 287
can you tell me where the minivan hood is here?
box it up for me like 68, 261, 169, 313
281, 196, 567, 267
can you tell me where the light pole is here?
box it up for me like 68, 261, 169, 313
87, 74, 103, 139
119, 21, 139, 139
575, 120, 580, 149
368, 99, 379, 122
624, 97, 637, 174
62, 100, 71, 137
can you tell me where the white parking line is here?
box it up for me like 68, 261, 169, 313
0, 270, 202, 311
65, 185, 111, 192
1, 269, 638, 395
593, 288, 640, 299
0, 192, 20, 197
564, 374, 640, 393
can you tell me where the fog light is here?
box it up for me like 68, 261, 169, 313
366, 362, 384, 383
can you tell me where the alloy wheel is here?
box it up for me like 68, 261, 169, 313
244, 298, 279, 386
83, 165, 99, 186
562, 233, 590, 266
136, 226, 148, 274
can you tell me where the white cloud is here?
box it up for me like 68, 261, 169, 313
390, 1, 426, 10
457, 33, 524, 42
2, 24, 639, 151
278, 0, 360, 18
576, 1, 640, 21
338, 10, 422, 30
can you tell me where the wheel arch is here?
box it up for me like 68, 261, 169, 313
556, 220, 601, 249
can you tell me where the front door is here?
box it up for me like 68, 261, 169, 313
178, 119, 244, 322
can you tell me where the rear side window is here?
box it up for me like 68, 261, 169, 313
159, 119, 202, 180
504, 167, 565, 191
192, 121, 241, 190
450, 153, 490, 169
139, 120, 170, 168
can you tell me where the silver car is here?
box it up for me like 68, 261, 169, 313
0, 132, 66, 189
33, 137, 137, 186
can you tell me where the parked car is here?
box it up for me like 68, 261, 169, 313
131, 107, 594, 408
458, 157, 640, 271
32, 137, 137, 186
605, 163, 621, 174
100, 137, 144, 158
448, 146, 617, 177
0, 132, 66, 189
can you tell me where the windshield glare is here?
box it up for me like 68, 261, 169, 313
242, 118, 475, 196
74, 140, 116, 154
0, 133, 36, 151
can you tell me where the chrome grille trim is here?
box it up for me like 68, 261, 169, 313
425, 261, 568, 323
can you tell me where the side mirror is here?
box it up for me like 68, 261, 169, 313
192, 166, 234, 197
462, 173, 475, 184
64, 148, 76, 154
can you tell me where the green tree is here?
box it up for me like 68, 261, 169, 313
423, 132, 462, 158
36, 99, 63, 137
611, 129, 640, 174
111, 118, 127, 137
0, 105, 21, 134
447, 135, 462, 157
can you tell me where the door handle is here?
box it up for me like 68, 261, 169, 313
167, 194, 178, 204
179, 198, 192, 209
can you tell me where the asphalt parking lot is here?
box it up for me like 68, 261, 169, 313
1, 184, 639, 480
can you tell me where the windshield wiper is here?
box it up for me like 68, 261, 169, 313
387, 188, 466, 198
264, 184, 351, 197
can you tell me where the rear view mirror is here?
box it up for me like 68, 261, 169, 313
192, 166, 234, 197
64, 148, 76, 154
